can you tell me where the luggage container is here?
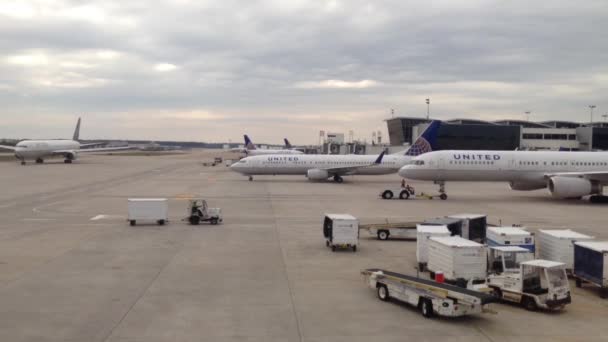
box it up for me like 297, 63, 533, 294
447, 214, 488, 242
416, 225, 451, 272
127, 198, 169, 226
487, 227, 535, 252
537, 229, 594, 270
427, 236, 487, 287
323, 214, 359, 252
422, 217, 463, 236
573, 241, 608, 298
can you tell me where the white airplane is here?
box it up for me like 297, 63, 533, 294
399, 149, 608, 202
230, 135, 303, 156
0, 117, 132, 165
231, 121, 441, 182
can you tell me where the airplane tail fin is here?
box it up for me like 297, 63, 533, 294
73, 117, 81, 141
404, 120, 441, 156
284, 138, 292, 149
244, 135, 256, 150
374, 150, 386, 164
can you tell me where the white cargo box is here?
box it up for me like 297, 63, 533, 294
428, 236, 487, 283
487, 227, 535, 252
128, 198, 169, 226
416, 225, 451, 267
323, 214, 359, 251
538, 229, 594, 269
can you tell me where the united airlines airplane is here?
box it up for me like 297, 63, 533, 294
399, 149, 608, 202
0, 118, 131, 165
231, 121, 441, 182
230, 135, 303, 155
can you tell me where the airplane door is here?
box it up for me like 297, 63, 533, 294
437, 155, 446, 179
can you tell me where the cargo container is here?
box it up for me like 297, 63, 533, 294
487, 227, 535, 252
416, 225, 451, 271
537, 229, 594, 270
427, 236, 487, 286
127, 198, 169, 226
447, 214, 487, 242
323, 214, 359, 252
573, 241, 608, 298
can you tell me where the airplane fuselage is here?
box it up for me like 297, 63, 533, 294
14, 140, 80, 161
231, 154, 409, 176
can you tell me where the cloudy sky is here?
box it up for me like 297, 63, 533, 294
1, 0, 607, 143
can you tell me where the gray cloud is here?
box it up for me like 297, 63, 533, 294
1, 0, 607, 143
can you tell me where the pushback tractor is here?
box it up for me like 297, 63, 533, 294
184, 198, 223, 225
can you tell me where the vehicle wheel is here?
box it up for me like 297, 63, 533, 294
377, 230, 390, 241
521, 297, 537, 311
325, 240, 329, 247
334, 175, 344, 183
158, 220, 165, 225
248, 176, 253, 181
189, 216, 200, 225
129, 220, 136, 226
210, 218, 218, 225
575, 278, 582, 288
64, 159, 72, 164
352, 245, 357, 252
331, 245, 336, 252
429, 271, 435, 280
377, 285, 389, 301
35, 158, 43, 164
399, 190, 410, 200
420, 299, 434, 318
439, 193, 448, 200
21, 161, 26, 165
382, 191, 393, 199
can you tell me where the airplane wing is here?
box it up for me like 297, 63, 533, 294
79, 142, 106, 148
52, 146, 134, 156
0, 145, 16, 151
545, 171, 608, 183
322, 151, 386, 176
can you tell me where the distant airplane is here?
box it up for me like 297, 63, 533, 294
0, 117, 132, 165
230, 135, 303, 156
284, 138, 292, 149
231, 121, 441, 182
399, 147, 608, 202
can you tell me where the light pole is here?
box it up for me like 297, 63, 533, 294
589, 105, 596, 124
525, 111, 531, 121
425, 98, 430, 120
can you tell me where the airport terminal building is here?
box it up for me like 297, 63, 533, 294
387, 117, 608, 151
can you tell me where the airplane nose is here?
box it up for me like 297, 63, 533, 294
398, 165, 413, 178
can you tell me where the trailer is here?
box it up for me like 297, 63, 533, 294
573, 241, 608, 298
323, 214, 359, 252
360, 220, 418, 240
537, 229, 595, 270
361, 269, 496, 318
427, 236, 487, 287
127, 198, 169, 226
416, 225, 451, 272
379, 185, 416, 200
487, 227, 535, 252
487, 259, 571, 311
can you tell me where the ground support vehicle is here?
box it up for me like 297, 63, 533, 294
573, 241, 608, 298
360, 221, 418, 240
488, 246, 534, 274
127, 198, 169, 226
323, 214, 359, 252
380, 185, 416, 200
427, 236, 487, 287
184, 199, 222, 225
487, 259, 571, 310
361, 269, 496, 318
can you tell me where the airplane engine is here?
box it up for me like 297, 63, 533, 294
547, 176, 601, 198
65, 151, 78, 160
307, 169, 329, 181
509, 181, 546, 191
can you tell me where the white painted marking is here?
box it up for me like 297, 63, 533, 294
23, 218, 56, 221
90, 215, 107, 221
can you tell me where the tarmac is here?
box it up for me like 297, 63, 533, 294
0, 150, 607, 342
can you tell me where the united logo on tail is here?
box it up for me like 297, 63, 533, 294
404, 121, 441, 156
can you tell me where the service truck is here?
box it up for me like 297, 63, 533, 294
323, 214, 359, 252
127, 198, 169, 226
360, 221, 418, 240
573, 241, 608, 298
487, 259, 571, 311
361, 269, 496, 318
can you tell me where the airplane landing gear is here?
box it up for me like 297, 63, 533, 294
435, 181, 448, 200
64, 159, 72, 164
248, 176, 253, 181
35, 158, 44, 164
333, 175, 344, 183
20, 160, 26, 165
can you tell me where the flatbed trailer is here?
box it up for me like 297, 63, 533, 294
361, 269, 496, 318
359, 221, 418, 240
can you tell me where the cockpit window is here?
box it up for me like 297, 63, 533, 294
239, 160, 247, 163
412, 160, 425, 165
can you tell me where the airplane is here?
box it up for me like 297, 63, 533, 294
230, 135, 303, 156
284, 138, 292, 149
0, 117, 132, 165
399, 148, 608, 202
230, 120, 441, 182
